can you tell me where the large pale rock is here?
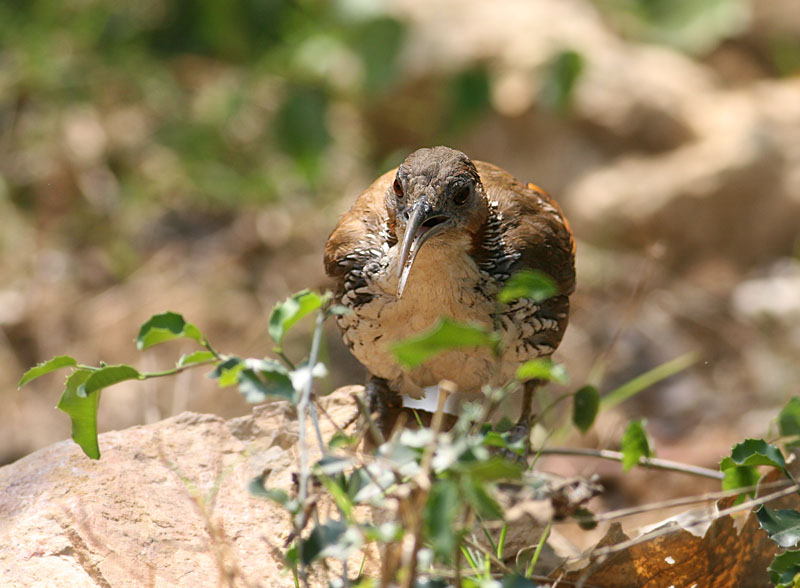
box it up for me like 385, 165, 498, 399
0, 391, 358, 588
1, 386, 580, 587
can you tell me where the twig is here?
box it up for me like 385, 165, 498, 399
352, 393, 385, 446
577, 478, 794, 524
600, 352, 698, 410
537, 447, 724, 480
589, 481, 800, 560
297, 311, 325, 514
308, 403, 326, 454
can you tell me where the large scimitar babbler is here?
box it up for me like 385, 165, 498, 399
324, 146, 575, 436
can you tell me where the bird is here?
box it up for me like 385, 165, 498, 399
324, 146, 575, 437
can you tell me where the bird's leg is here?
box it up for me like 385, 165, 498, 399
508, 378, 544, 457
365, 375, 403, 444
340, 375, 402, 445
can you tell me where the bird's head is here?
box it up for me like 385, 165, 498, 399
388, 146, 489, 298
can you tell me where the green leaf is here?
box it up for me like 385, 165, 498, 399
572, 385, 599, 433
516, 358, 568, 385
391, 318, 500, 368
351, 17, 406, 93
721, 464, 760, 494
720, 439, 786, 472
539, 49, 584, 114
424, 478, 460, 562
299, 519, 359, 564
348, 464, 395, 504
620, 419, 652, 472
456, 457, 524, 482
285, 544, 299, 568
445, 64, 491, 133
248, 477, 288, 504
573, 507, 598, 530
274, 87, 331, 169
79, 365, 142, 397
461, 478, 503, 520
779, 397, 800, 437
18, 355, 77, 388
209, 357, 244, 388
57, 369, 100, 459
328, 431, 358, 450
177, 350, 216, 367
480, 430, 525, 455
268, 290, 324, 346
136, 312, 203, 350
498, 270, 558, 304
237, 368, 295, 403
315, 455, 355, 476
319, 475, 355, 520
757, 506, 800, 548
248, 475, 299, 514
501, 575, 538, 588
769, 549, 800, 588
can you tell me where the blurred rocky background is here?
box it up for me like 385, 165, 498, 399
2, 0, 799, 510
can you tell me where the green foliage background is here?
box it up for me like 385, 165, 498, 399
2, 0, 800, 467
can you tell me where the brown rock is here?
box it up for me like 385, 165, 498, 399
0, 393, 359, 588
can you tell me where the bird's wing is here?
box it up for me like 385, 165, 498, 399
474, 161, 576, 356
324, 168, 397, 279
475, 161, 576, 297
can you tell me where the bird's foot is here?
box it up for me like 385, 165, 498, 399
342, 376, 404, 449
366, 377, 402, 441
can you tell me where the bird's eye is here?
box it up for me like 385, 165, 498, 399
393, 178, 404, 198
453, 185, 471, 205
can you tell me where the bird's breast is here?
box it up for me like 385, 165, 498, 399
336, 234, 502, 396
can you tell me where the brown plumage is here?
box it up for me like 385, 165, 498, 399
325, 146, 575, 432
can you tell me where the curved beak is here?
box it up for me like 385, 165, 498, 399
397, 199, 450, 298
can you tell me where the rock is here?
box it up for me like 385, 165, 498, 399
732, 259, 800, 323
0, 391, 360, 588
567, 79, 800, 269
391, 0, 800, 271
0, 386, 582, 587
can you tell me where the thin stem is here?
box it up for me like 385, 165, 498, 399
297, 310, 326, 510
202, 338, 223, 360
139, 359, 217, 379
496, 524, 508, 560
601, 352, 698, 410
455, 505, 471, 587
277, 349, 297, 371
589, 482, 800, 560
538, 447, 724, 480
572, 478, 794, 525
539, 390, 574, 421
308, 403, 326, 454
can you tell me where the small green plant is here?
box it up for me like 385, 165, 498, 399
23, 273, 789, 586
717, 399, 800, 587
18, 290, 336, 460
